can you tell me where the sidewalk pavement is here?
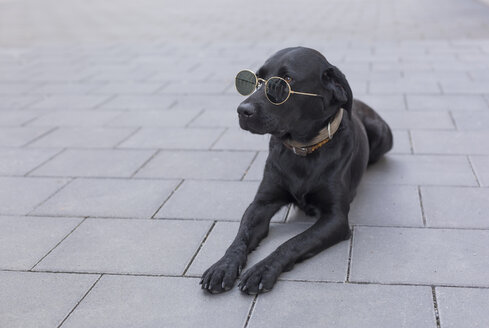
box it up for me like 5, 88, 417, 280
1, 0, 489, 327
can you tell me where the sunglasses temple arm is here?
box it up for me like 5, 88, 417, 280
290, 91, 323, 97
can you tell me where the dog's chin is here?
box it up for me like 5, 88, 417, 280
239, 117, 268, 135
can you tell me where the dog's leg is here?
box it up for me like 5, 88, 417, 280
238, 208, 350, 294
201, 183, 288, 294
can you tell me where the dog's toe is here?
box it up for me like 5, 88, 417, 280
239, 261, 280, 295
200, 257, 242, 294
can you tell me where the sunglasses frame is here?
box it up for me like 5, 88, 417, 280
235, 69, 322, 105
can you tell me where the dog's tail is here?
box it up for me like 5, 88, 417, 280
354, 99, 393, 164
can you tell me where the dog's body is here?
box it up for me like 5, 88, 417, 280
201, 47, 393, 294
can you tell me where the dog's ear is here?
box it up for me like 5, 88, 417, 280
322, 66, 353, 111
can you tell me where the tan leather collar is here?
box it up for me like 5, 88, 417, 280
282, 108, 344, 156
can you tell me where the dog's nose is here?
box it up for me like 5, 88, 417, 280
237, 103, 256, 118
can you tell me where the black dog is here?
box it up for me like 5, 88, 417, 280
201, 47, 393, 294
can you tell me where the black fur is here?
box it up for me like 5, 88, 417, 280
200, 47, 393, 295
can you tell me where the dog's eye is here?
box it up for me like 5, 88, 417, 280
284, 76, 293, 83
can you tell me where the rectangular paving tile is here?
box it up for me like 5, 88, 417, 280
170, 94, 242, 111
107, 109, 200, 127
243, 151, 267, 181
0, 95, 42, 110
0, 148, 59, 175
0, 110, 39, 126
98, 95, 175, 110
381, 111, 454, 129
27, 95, 111, 110
119, 127, 223, 149
160, 81, 230, 94
421, 186, 489, 228
248, 282, 436, 328
0, 127, 52, 147
29, 82, 102, 95
27, 110, 122, 127
35, 218, 210, 274
31, 149, 155, 178
0, 216, 82, 269
0, 177, 68, 215
61, 275, 251, 328
350, 184, 423, 226
88, 82, 163, 94
363, 154, 478, 186
350, 226, 489, 286
451, 111, 489, 130
28, 127, 136, 148
212, 128, 270, 151
412, 131, 489, 155
369, 79, 441, 94
33, 178, 179, 218
156, 180, 286, 221
136, 150, 255, 180
391, 130, 412, 154
188, 109, 239, 128
187, 221, 349, 282
436, 287, 489, 328
0, 271, 98, 328
470, 156, 489, 186
406, 95, 488, 111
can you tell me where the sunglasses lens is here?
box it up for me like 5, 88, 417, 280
235, 70, 257, 96
266, 77, 290, 104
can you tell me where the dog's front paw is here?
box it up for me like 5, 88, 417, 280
238, 260, 282, 295
200, 256, 244, 294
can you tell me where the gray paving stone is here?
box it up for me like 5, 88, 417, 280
108, 109, 200, 127
28, 127, 136, 148
421, 186, 489, 228
27, 95, 111, 110
88, 82, 164, 94
135, 150, 255, 180
0, 271, 98, 328
27, 110, 122, 127
0, 148, 60, 175
363, 154, 478, 186
470, 156, 489, 186
350, 226, 489, 286
451, 111, 489, 130
381, 111, 454, 129
0, 177, 67, 215
160, 81, 230, 94
0, 95, 42, 110
355, 95, 406, 111
188, 109, 240, 128
212, 128, 270, 151
0, 110, 39, 126
61, 275, 251, 328
350, 184, 423, 226
29, 82, 102, 95
119, 127, 223, 149
36, 218, 210, 274
369, 79, 441, 94
0, 216, 82, 269
441, 80, 489, 94
0, 127, 52, 147
31, 149, 155, 178
406, 95, 488, 111
170, 94, 242, 110
243, 151, 267, 181
412, 131, 489, 155
33, 178, 178, 218
391, 130, 412, 154
247, 282, 436, 328
187, 221, 350, 281
98, 95, 175, 110
156, 180, 285, 221
436, 287, 489, 328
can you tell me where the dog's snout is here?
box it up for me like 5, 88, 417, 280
237, 103, 256, 118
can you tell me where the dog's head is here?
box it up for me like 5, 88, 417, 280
237, 47, 352, 143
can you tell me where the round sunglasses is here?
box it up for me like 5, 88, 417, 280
235, 69, 322, 105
